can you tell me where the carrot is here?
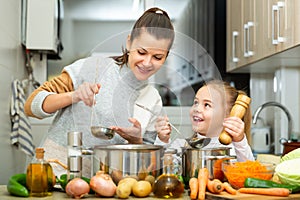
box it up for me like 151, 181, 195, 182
223, 182, 237, 195
189, 177, 199, 199
223, 160, 273, 188
198, 167, 209, 200
207, 179, 224, 194
238, 188, 290, 197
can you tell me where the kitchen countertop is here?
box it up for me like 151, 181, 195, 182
1, 185, 300, 199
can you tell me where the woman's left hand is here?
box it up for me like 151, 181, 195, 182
110, 118, 143, 144
222, 116, 245, 142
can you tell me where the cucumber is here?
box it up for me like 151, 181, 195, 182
244, 177, 300, 193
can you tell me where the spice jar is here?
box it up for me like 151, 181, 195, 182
152, 148, 184, 198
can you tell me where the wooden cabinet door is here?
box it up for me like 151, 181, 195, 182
226, 0, 244, 71
242, 0, 265, 64
264, 0, 295, 56
293, 0, 300, 45
279, 0, 295, 49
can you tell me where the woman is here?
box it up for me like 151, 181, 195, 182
25, 7, 175, 175
155, 80, 254, 161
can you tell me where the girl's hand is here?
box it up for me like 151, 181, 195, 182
72, 82, 101, 106
110, 118, 143, 144
222, 116, 245, 142
155, 116, 171, 143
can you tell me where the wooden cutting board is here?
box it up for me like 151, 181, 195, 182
206, 191, 300, 200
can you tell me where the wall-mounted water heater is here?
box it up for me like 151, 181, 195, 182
23, 0, 63, 59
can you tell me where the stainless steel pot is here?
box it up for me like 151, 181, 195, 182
182, 147, 232, 182
92, 144, 164, 183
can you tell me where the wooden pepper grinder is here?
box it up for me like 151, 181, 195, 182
218, 93, 251, 145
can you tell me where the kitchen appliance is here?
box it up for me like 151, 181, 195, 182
251, 126, 271, 153
181, 147, 232, 183
92, 144, 164, 183
24, 0, 64, 59
251, 117, 271, 153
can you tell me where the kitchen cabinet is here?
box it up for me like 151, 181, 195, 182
243, 0, 264, 64
226, 0, 243, 71
226, 0, 300, 73
294, 1, 300, 44
226, 0, 264, 71
263, 0, 295, 56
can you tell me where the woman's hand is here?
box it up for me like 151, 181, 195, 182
110, 118, 143, 144
72, 82, 101, 106
222, 116, 245, 142
155, 116, 171, 143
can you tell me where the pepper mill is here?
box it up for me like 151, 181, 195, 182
218, 93, 251, 145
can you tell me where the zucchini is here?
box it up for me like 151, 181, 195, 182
244, 177, 300, 193
7, 173, 29, 197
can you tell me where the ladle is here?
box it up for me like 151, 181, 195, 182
186, 136, 211, 149
135, 103, 211, 148
90, 60, 115, 140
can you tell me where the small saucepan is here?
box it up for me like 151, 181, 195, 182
280, 138, 300, 156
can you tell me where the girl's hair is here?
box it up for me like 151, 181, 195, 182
204, 80, 252, 144
114, 7, 175, 66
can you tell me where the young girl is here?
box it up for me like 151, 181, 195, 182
155, 80, 254, 161
25, 7, 175, 176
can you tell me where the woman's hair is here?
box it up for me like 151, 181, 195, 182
114, 7, 175, 66
204, 80, 252, 143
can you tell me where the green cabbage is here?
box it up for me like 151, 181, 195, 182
275, 158, 300, 186
281, 148, 300, 162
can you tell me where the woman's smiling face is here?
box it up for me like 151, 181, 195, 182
189, 85, 226, 137
126, 30, 171, 81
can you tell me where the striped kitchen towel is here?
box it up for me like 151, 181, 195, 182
10, 79, 35, 156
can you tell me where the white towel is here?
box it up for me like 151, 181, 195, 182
10, 79, 35, 156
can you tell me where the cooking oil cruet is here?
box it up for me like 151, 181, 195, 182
26, 147, 54, 197
153, 148, 184, 198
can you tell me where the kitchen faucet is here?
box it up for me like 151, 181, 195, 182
252, 101, 293, 140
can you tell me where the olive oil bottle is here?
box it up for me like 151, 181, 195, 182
26, 148, 53, 197
153, 149, 184, 198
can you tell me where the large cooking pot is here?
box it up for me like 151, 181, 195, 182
182, 147, 232, 183
92, 144, 164, 183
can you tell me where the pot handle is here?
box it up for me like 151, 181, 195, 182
205, 155, 236, 160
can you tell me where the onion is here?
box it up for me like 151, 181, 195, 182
90, 171, 116, 197
65, 178, 90, 199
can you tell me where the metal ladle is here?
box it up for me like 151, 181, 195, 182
185, 135, 211, 148
135, 103, 211, 149
90, 93, 115, 140
90, 60, 115, 140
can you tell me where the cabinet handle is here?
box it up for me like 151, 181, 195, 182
272, 4, 278, 44
232, 31, 239, 63
244, 23, 249, 57
247, 21, 254, 57
277, 1, 284, 43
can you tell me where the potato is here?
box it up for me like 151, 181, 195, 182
116, 182, 131, 199
132, 180, 152, 197
144, 175, 155, 186
118, 177, 138, 188
138, 168, 148, 180
111, 169, 123, 185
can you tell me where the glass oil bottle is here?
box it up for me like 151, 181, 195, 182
153, 148, 184, 198
26, 147, 54, 197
